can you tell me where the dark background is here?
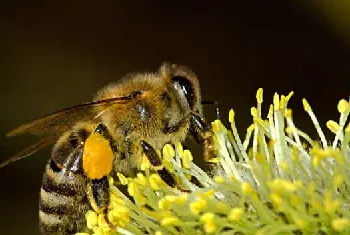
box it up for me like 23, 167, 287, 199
1, 1, 350, 234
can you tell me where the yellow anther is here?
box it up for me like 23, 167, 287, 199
211, 120, 221, 133
332, 218, 349, 231
161, 216, 179, 226
312, 156, 321, 167
200, 212, 215, 222
149, 174, 163, 191
295, 219, 307, 229
326, 120, 340, 134
140, 154, 151, 171
109, 205, 128, 216
117, 173, 128, 185
158, 198, 170, 210
256, 88, 263, 104
127, 181, 146, 205
92, 227, 104, 235
302, 99, 311, 111
85, 210, 98, 230
284, 108, 292, 118
280, 95, 286, 109
268, 179, 299, 193
251, 107, 258, 118
337, 99, 349, 113
164, 194, 188, 204
127, 182, 137, 196
229, 109, 235, 123
270, 193, 282, 207
135, 173, 148, 186
214, 176, 226, 184
229, 208, 243, 221
107, 176, 114, 186
199, 189, 216, 199
109, 194, 126, 209
325, 199, 340, 214
294, 180, 303, 188
163, 144, 175, 161
190, 199, 207, 216
273, 93, 280, 111
155, 231, 163, 235
97, 213, 111, 232
286, 91, 294, 102
182, 149, 193, 169
285, 127, 292, 134
241, 182, 254, 195
200, 212, 216, 234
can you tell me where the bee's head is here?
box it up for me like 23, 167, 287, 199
160, 63, 202, 115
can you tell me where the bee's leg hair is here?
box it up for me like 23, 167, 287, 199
94, 124, 119, 153
140, 140, 190, 192
140, 140, 176, 186
188, 112, 216, 163
88, 124, 116, 227
88, 176, 114, 227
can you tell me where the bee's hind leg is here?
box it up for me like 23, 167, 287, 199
86, 124, 116, 228
87, 177, 114, 228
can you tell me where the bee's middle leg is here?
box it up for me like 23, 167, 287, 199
140, 140, 177, 188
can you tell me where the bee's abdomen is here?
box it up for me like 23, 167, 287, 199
39, 159, 91, 235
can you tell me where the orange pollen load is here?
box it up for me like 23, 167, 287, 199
82, 132, 113, 180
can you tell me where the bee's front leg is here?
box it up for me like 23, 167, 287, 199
188, 112, 216, 164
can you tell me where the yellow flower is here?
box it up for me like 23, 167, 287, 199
77, 90, 350, 235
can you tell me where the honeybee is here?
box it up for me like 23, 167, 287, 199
2, 63, 217, 235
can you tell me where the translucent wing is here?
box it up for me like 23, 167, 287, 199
0, 136, 57, 168
7, 92, 141, 137
2, 91, 141, 167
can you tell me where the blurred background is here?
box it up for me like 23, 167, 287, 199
1, 1, 350, 234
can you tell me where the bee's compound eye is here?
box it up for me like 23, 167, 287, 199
171, 76, 195, 109
82, 132, 113, 179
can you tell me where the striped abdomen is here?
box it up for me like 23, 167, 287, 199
39, 130, 92, 235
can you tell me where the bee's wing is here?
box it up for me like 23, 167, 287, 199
7, 93, 140, 137
3, 92, 141, 167
0, 136, 57, 168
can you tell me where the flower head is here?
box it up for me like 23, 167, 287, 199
79, 89, 350, 235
